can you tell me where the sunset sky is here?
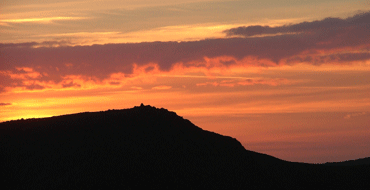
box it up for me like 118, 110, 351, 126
1, 0, 370, 163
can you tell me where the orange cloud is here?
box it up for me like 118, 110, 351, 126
0, 17, 87, 24
152, 85, 172, 90
196, 82, 220, 87
196, 78, 292, 87
1, 67, 42, 80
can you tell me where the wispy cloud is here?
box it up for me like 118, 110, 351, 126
16, 24, 234, 46
131, 86, 143, 90
152, 85, 172, 90
1, 17, 87, 25
196, 78, 292, 87
344, 112, 367, 119
0, 103, 12, 106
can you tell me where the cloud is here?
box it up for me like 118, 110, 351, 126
344, 112, 367, 119
224, 11, 370, 37
223, 11, 370, 63
196, 78, 292, 87
62, 81, 82, 88
152, 85, 172, 90
1, 12, 369, 93
25, 84, 45, 90
0, 103, 12, 106
286, 52, 370, 65
0, 17, 87, 25
131, 86, 143, 90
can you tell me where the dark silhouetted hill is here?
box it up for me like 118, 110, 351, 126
325, 157, 370, 166
1, 104, 369, 189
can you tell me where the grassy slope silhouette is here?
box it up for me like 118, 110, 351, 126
1, 104, 369, 189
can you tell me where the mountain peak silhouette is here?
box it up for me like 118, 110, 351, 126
1, 105, 369, 189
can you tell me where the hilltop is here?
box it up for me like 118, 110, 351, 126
1, 104, 369, 189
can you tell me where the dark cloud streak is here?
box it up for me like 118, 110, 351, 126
223, 11, 370, 37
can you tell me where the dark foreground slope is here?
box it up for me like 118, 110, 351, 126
325, 157, 370, 166
1, 105, 369, 189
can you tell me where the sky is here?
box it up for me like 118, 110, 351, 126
1, 0, 370, 163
